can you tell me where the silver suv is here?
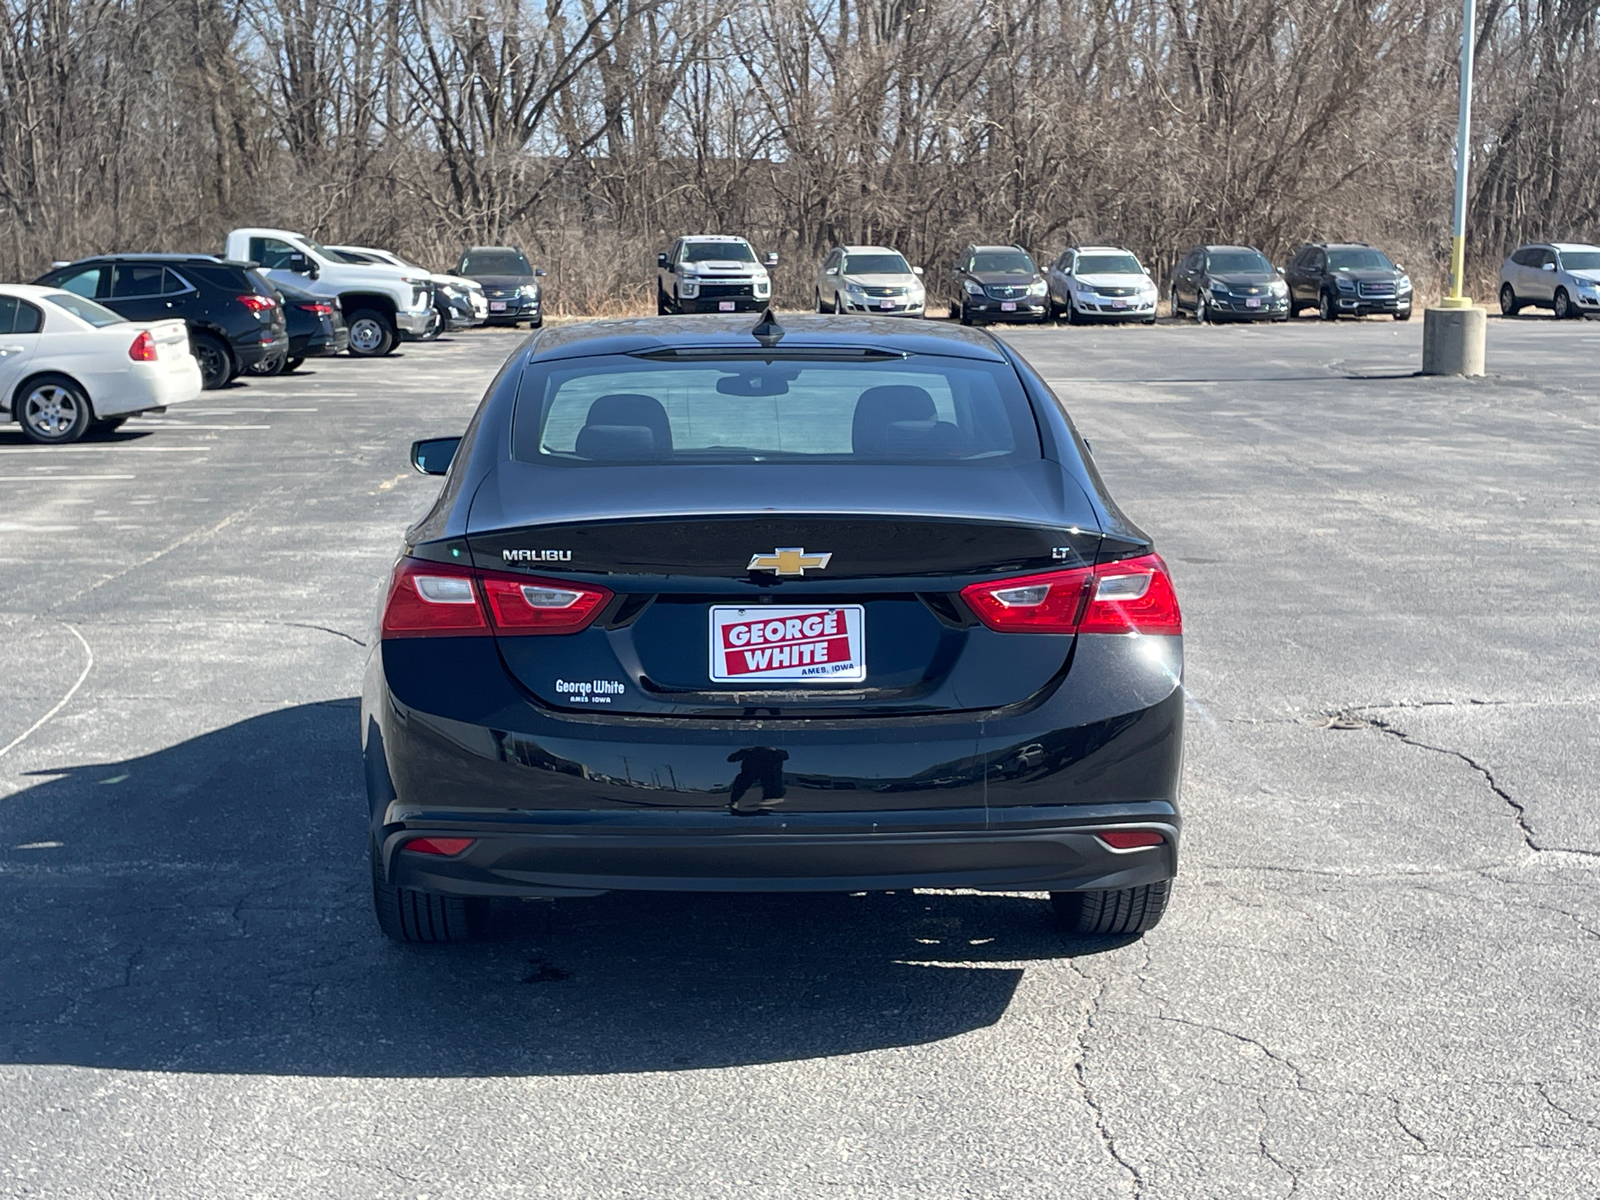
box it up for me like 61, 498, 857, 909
814, 245, 926, 316
1499, 243, 1600, 320
656, 236, 776, 315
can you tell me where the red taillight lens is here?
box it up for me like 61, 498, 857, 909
379, 559, 611, 639
128, 330, 157, 362
238, 294, 276, 314
479, 571, 612, 635
380, 560, 490, 638
405, 836, 475, 856
960, 553, 1181, 636
1098, 829, 1165, 850
299, 302, 334, 315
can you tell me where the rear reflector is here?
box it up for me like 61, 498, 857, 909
960, 553, 1182, 636
380, 557, 612, 639
404, 837, 475, 856
1098, 830, 1165, 850
128, 330, 157, 362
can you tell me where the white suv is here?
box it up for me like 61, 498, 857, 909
815, 245, 926, 316
1046, 246, 1159, 324
656, 236, 776, 315
1499, 243, 1600, 320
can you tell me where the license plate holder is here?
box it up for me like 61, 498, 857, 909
710, 605, 866, 683
719, 300, 736, 312
1001, 301, 1017, 312
1245, 297, 1261, 308
880, 300, 894, 310
489, 301, 506, 312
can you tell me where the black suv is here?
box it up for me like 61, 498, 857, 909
454, 246, 545, 327
948, 245, 1049, 324
1285, 242, 1413, 321
1169, 245, 1289, 323
34, 255, 286, 389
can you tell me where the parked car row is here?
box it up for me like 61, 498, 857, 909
6, 229, 551, 444
659, 234, 1600, 327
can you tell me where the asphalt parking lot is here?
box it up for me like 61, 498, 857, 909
2, 314, 1597, 1199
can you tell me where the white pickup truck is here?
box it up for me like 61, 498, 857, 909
222, 228, 435, 356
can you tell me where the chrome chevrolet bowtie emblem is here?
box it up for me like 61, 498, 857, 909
747, 547, 832, 576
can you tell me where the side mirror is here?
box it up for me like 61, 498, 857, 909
287, 252, 316, 278
826, 267, 839, 276
657, 252, 668, 269
535, 268, 547, 278
410, 436, 461, 476
1542, 262, 1556, 271
763, 252, 779, 268
913, 266, 924, 276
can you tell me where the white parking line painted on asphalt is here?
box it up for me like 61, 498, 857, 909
0, 523, 80, 531
179, 408, 317, 414
0, 475, 136, 482
0, 446, 211, 454
121, 423, 271, 430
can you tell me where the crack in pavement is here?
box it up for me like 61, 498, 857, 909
1320, 707, 1600, 860
1066, 961, 1144, 1197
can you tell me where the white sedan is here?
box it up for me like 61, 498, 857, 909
0, 284, 201, 444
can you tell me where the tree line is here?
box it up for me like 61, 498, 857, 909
1, 0, 1595, 311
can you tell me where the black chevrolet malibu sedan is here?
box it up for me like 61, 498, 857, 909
364, 312, 1184, 942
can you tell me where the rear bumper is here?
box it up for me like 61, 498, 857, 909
92, 360, 202, 417
363, 632, 1185, 898
378, 804, 1179, 896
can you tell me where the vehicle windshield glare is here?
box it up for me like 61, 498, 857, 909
1207, 251, 1272, 274
1558, 250, 1600, 270
1075, 254, 1143, 275
843, 253, 911, 275
971, 252, 1034, 275
682, 242, 757, 264
1328, 250, 1396, 272
43, 292, 126, 327
515, 355, 1040, 466
462, 251, 532, 275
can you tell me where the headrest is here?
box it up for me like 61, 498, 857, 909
575, 424, 659, 460
585, 393, 671, 451
852, 386, 936, 455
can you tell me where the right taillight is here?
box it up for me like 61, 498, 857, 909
960, 553, 1181, 636
380, 558, 612, 639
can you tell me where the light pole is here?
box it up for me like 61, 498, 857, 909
1422, 0, 1486, 374
1440, 0, 1477, 309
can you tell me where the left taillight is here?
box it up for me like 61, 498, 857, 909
380, 558, 612, 639
298, 302, 334, 316
128, 330, 157, 362
238, 294, 276, 315
959, 553, 1182, 636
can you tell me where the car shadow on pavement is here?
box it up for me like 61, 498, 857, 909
0, 701, 1124, 1078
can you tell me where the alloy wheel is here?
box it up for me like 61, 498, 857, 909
1499, 283, 1518, 316
1553, 289, 1572, 320
21, 382, 88, 443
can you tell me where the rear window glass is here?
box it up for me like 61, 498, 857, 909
43, 293, 125, 327
513, 354, 1039, 466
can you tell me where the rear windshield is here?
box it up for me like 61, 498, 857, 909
513, 354, 1040, 466
683, 242, 756, 263
43, 293, 125, 327
1075, 253, 1143, 275
1328, 249, 1395, 271
1559, 250, 1600, 270
843, 253, 911, 275
461, 250, 531, 275
1207, 250, 1272, 273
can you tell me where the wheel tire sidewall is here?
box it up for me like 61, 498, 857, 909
18, 376, 92, 444
1196, 294, 1208, 324
1319, 293, 1334, 321
192, 336, 232, 389
347, 312, 394, 357
1554, 289, 1571, 320
1500, 284, 1518, 315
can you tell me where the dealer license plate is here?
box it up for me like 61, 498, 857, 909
1245, 297, 1261, 308
719, 301, 736, 311
880, 300, 894, 310
489, 301, 506, 312
710, 605, 866, 683
1112, 299, 1127, 309
1001, 301, 1017, 311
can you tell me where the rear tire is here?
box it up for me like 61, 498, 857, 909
191, 333, 233, 390
371, 846, 487, 943
347, 310, 395, 357
17, 375, 93, 444
1052, 880, 1171, 936
1499, 283, 1521, 316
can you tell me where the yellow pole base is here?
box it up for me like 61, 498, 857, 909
1436, 295, 1475, 309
